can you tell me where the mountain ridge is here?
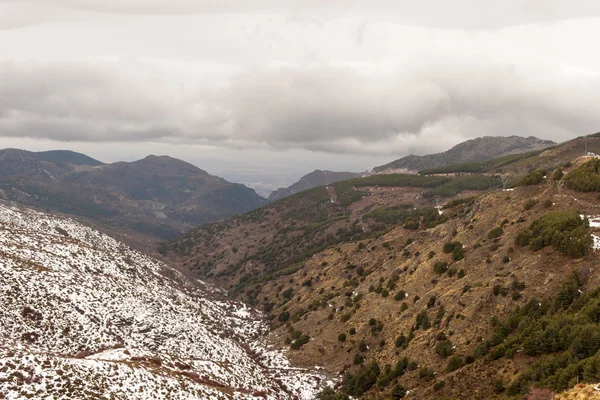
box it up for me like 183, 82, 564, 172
373, 135, 556, 174
268, 169, 362, 201
0, 148, 267, 242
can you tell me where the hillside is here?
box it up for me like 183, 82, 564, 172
0, 150, 267, 241
164, 173, 500, 300
268, 170, 362, 202
418, 133, 600, 177
373, 136, 555, 174
0, 202, 328, 399
0, 148, 102, 179
163, 134, 600, 399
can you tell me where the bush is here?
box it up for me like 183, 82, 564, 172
446, 355, 464, 372
452, 246, 465, 261
488, 227, 504, 239
443, 241, 461, 254
343, 362, 381, 396
391, 384, 407, 400
481, 275, 600, 394
524, 199, 538, 210
565, 159, 600, 192
443, 241, 465, 261
551, 168, 564, 181
433, 261, 449, 274
317, 387, 349, 400
291, 334, 310, 349
427, 296, 437, 309
518, 170, 545, 186
514, 210, 592, 258
394, 290, 407, 301
341, 313, 352, 322
493, 379, 506, 394
415, 311, 431, 330
395, 334, 407, 348
435, 340, 454, 358
338, 333, 347, 342
433, 380, 446, 390
278, 311, 290, 322
403, 220, 420, 230
353, 354, 365, 365
419, 367, 435, 381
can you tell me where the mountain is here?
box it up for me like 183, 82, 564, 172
0, 201, 328, 399
0, 150, 267, 241
0, 148, 102, 179
162, 133, 600, 399
268, 170, 362, 201
373, 136, 555, 174
33, 149, 105, 166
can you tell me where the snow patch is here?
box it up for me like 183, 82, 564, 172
0, 203, 330, 399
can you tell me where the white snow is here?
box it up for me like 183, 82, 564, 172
593, 234, 600, 250
0, 203, 330, 399
587, 216, 600, 228
581, 215, 600, 250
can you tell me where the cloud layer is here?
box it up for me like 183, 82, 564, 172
1, 60, 599, 156
0, 0, 599, 166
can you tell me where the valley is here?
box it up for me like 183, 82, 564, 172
3, 134, 600, 399
161, 133, 600, 399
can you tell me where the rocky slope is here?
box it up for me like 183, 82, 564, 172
0, 149, 267, 241
373, 136, 555, 174
163, 134, 600, 399
556, 384, 600, 400
268, 170, 361, 202
0, 202, 328, 399
164, 173, 499, 301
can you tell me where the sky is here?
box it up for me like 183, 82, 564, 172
1, 1, 600, 193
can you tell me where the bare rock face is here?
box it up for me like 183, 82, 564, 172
373, 136, 555, 174
0, 203, 329, 399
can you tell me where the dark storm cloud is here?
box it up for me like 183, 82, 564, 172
1, 61, 599, 155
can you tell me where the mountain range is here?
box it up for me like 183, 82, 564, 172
4, 133, 600, 399
0, 149, 267, 241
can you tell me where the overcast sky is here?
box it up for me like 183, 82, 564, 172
1, 1, 600, 191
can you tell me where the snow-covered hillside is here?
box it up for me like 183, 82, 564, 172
0, 203, 329, 399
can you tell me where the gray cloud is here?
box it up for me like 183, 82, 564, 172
1, 61, 599, 156
49, 0, 600, 29
2, 1, 600, 31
